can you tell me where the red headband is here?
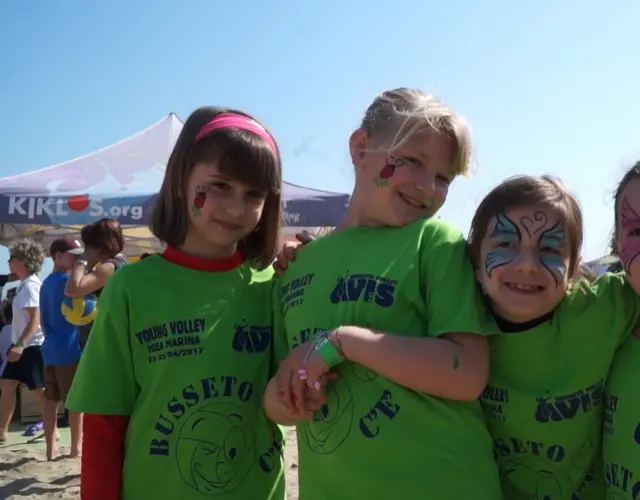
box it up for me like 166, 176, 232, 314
194, 113, 278, 154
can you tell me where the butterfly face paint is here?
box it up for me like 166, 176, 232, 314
374, 156, 404, 187
191, 185, 210, 217
484, 212, 520, 276
519, 211, 548, 238
620, 198, 640, 271
537, 223, 567, 284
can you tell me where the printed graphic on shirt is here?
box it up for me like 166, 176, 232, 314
603, 394, 640, 498
495, 436, 597, 499
231, 322, 272, 354
297, 368, 402, 454
133, 316, 272, 363
603, 344, 640, 500
135, 318, 206, 363
482, 380, 605, 499
481, 385, 509, 422
66, 260, 283, 499
534, 381, 604, 424
329, 272, 398, 307
603, 393, 619, 437
148, 373, 283, 497
273, 219, 504, 499
280, 273, 315, 313
290, 274, 401, 455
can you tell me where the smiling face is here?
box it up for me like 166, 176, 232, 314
348, 129, 456, 227
616, 177, 640, 292
183, 161, 267, 258
477, 205, 572, 323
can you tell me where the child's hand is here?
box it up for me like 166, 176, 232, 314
275, 340, 336, 415
273, 231, 315, 276
264, 371, 338, 424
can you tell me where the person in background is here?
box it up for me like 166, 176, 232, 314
0, 273, 18, 294
0, 239, 46, 441
0, 304, 14, 387
41, 237, 85, 460
64, 219, 128, 347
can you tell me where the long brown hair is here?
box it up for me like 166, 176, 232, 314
150, 107, 283, 269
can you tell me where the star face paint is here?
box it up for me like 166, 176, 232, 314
484, 212, 520, 276
537, 222, 566, 284
620, 198, 640, 271
191, 185, 210, 217
374, 156, 405, 187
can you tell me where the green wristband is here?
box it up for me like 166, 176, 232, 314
13, 340, 24, 348
314, 335, 343, 369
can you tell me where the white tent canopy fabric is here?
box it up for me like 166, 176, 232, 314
0, 114, 349, 255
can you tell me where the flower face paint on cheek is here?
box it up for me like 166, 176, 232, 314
537, 223, 566, 285
620, 198, 640, 271
374, 156, 404, 188
191, 185, 210, 217
484, 212, 521, 276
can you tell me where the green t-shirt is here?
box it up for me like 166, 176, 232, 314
603, 335, 640, 499
481, 273, 640, 500
274, 218, 502, 500
67, 256, 284, 500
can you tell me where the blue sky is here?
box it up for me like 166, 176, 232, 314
1, 1, 639, 286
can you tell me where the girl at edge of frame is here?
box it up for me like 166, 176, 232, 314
466, 174, 640, 499
264, 88, 504, 499
602, 160, 640, 499
66, 107, 299, 500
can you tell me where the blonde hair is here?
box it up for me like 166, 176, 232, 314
360, 88, 473, 176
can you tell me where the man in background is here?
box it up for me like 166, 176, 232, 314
40, 237, 84, 460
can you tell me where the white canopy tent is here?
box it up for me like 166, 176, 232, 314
0, 114, 349, 255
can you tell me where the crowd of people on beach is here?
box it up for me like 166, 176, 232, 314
2, 88, 640, 500
0, 218, 129, 461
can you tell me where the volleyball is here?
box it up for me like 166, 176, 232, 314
61, 294, 97, 326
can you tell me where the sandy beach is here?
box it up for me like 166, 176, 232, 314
0, 425, 80, 499
284, 427, 300, 500
0, 425, 300, 500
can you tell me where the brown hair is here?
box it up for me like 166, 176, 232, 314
467, 175, 583, 281
360, 87, 473, 176
150, 106, 282, 269
81, 218, 124, 257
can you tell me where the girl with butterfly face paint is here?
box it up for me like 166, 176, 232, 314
467, 175, 640, 500
603, 161, 640, 500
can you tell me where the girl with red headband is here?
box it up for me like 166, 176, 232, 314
67, 107, 303, 499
